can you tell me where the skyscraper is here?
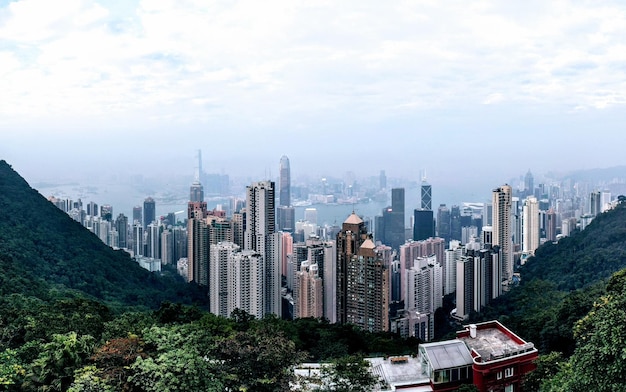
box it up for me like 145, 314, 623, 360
143, 197, 156, 230
187, 206, 209, 286
437, 204, 451, 244
190, 180, 204, 203
336, 213, 389, 332
115, 213, 128, 249
492, 185, 513, 283
132, 206, 142, 226
524, 170, 534, 197
279, 155, 290, 207
145, 221, 161, 259
378, 188, 405, 250
100, 205, 113, 222
406, 255, 442, 340
413, 209, 434, 241
277, 156, 295, 233
294, 260, 324, 319
522, 196, 539, 255
389, 188, 405, 249
245, 181, 281, 317
546, 209, 557, 242
421, 179, 432, 210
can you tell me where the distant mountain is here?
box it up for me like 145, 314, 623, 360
547, 165, 626, 183
0, 160, 204, 309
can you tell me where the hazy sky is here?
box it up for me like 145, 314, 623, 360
1, 0, 626, 191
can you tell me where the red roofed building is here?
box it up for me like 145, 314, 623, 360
457, 320, 539, 392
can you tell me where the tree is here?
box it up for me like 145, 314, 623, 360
23, 332, 96, 392
124, 325, 223, 392
67, 366, 114, 392
213, 323, 307, 391
319, 354, 381, 392
89, 335, 147, 390
521, 352, 563, 392
542, 270, 626, 392
0, 348, 25, 391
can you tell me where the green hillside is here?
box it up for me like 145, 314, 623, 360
0, 160, 204, 308
477, 199, 626, 357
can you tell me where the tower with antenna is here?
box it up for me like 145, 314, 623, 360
190, 150, 204, 202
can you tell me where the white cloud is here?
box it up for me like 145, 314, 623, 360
1, 0, 626, 128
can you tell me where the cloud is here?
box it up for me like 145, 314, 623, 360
0, 0, 626, 131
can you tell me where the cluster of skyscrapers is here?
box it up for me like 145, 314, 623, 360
50, 160, 619, 340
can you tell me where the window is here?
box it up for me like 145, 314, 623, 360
505, 367, 514, 377
497, 371, 503, 380
505, 385, 514, 392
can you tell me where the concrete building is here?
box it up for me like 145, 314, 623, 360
457, 321, 538, 392
492, 185, 513, 283
336, 212, 389, 332
209, 241, 240, 317
522, 196, 540, 255
245, 181, 281, 317
398, 238, 445, 305
294, 260, 324, 319
455, 247, 501, 321
405, 255, 442, 341
187, 209, 209, 285
444, 241, 463, 296
232, 250, 265, 319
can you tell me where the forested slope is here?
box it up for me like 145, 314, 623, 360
478, 199, 626, 357
0, 160, 204, 308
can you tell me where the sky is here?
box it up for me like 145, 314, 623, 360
1, 0, 626, 193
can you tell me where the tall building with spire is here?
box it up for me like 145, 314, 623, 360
492, 185, 513, 283
190, 150, 205, 202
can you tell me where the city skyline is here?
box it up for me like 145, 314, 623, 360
2, 1, 626, 190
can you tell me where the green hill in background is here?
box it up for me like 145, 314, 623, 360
0, 160, 204, 309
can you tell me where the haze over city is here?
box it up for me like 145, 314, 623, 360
2, 0, 626, 193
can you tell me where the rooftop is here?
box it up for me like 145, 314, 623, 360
420, 340, 473, 370
344, 212, 364, 225
457, 321, 536, 362
367, 356, 431, 391
360, 238, 376, 249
